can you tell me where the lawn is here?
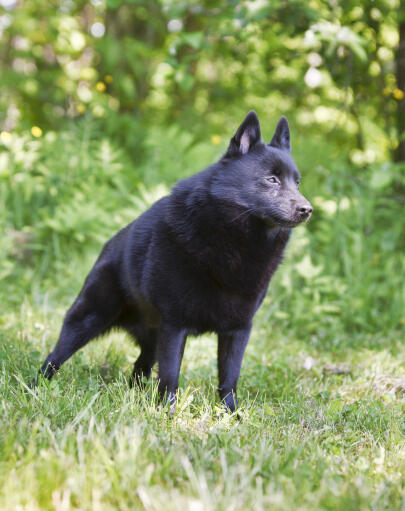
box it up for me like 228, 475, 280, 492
1, 273, 405, 510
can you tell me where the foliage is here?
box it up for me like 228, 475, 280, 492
0, 0, 403, 161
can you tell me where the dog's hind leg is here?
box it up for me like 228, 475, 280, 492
38, 263, 123, 380
156, 326, 187, 408
125, 327, 158, 388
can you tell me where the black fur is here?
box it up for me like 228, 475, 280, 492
39, 111, 312, 411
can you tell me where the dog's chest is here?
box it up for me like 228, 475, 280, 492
205, 228, 289, 296
148, 222, 291, 333
179, 252, 282, 333
182, 285, 259, 333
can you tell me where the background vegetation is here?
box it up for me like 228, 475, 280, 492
1, 0, 405, 509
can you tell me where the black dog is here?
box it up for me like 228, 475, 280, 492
39, 111, 312, 411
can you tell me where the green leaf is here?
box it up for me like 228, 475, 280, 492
370, 168, 393, 189
181, 32, 204, 50
295, 255, 323, 279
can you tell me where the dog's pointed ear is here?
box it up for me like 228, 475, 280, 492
269, 116, 291, 152
224, 110, 261, 158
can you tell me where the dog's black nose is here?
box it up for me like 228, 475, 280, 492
298, 205, 313, 217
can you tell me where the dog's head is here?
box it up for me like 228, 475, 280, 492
213, 111, 312, 228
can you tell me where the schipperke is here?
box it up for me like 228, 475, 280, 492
38, 111, 312, 411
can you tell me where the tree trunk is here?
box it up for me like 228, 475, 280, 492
395, 2, 405, 162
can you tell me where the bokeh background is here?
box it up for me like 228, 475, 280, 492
1, 2, 405, 509
1, 0, 404, 339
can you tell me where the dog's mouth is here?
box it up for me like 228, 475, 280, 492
260, 206, 313, 228
231, 207, 312, 228
261, 214, 308, 228
276, 219, 303, 227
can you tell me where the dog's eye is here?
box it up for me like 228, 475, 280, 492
266, 176, 279, 184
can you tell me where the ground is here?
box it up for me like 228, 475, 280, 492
1, 246, 404, 510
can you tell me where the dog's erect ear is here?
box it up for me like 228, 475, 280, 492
224, 110, 261, 158
269, 116, 291, 152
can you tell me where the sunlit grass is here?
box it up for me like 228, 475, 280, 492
2, 292, 405, 510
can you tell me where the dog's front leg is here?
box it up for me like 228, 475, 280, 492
157, 326, 187, 412
217, 326, 251, 411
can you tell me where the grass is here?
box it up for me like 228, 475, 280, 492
2, 250, 405, 510
1, 121, 405, 509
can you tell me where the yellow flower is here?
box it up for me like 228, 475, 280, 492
31, 126, 42, 137
76, 103, 86, 114
393, 88, 404, 100
104, 75, 113, 83
211, 134, 221, 145
0, 131, 12, 142
96, 81, 106, 92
